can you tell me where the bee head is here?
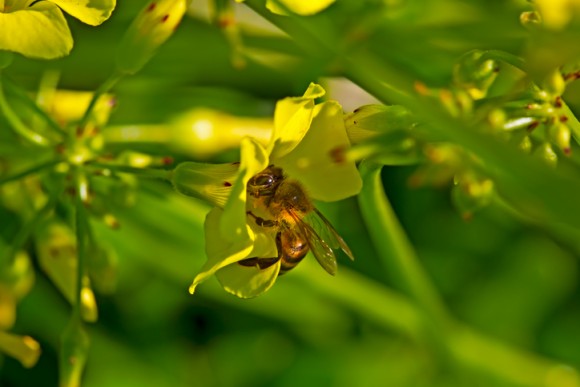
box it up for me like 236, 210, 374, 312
247, 165, 284, 198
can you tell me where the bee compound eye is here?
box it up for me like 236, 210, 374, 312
253, 174, 274, 187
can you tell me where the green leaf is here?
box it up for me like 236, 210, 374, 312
49, 0, 116, 26
0, 2, 72, 59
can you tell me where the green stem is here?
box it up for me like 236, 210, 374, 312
0, 159, 60, 186
2, 75, 68, 139
358, 161, 451, 328
0, 72, 52, 146
87, 163, 171, 180
4, 183, 61, 264
74, 171, 88, 319
78, 72, 123, 131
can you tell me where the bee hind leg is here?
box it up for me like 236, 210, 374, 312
237, 256, 280, 269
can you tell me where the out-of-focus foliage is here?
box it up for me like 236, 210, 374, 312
2, 1, 580, 387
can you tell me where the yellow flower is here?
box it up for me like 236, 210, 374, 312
0, 0, 116, 59
172, 83, 361, 298
235, 0, 336, 16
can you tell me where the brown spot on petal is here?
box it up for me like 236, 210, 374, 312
147, 2, 156, 12
554, 96, 563, 108
231, 161, 241, 166
329, 146, 347, 164
162, 156, 174, 165
161, 14, 169, 22
224, 181, 232, 187
560, 115, 568, 122
564, 147, 572, 156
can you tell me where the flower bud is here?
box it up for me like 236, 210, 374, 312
550, 123, 571, 155
116, 0, 187, 75
542, 69, 566, 97
344, 104, 414, 144
35, 221, 98, 322
534, 142, 558, 167
452, 178, 494, 220
0, 331, 41, 368
171, 162, 239, 207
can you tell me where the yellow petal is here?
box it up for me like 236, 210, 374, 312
266, 0, 336, 15
0, 2, 72, 59
269, 83, 325, 159
189, 207, 254, 295
49, 0, 116, 26
216, 259, 280, 298
219, 137, 269, 243
275, 101, 362, 201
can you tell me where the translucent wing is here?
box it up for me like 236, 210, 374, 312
310, 208, 355, 261
285, 210, 338, 276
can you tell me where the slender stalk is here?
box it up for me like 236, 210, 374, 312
74, 171, 88, 319
0, 159, 60, 186
0, 72, 52, 146
87, 162, 171, 180
78, 72, 123, 131
2, 75, 68, 139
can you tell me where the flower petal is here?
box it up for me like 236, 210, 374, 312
219, 137, 269, 243
215, 228, 279, 298
48, 0, 116, 26
0, 2, 72, 59
269, 83, 325, 159
216, 259, 281, 298
266, 0, 336, 15
275, 100, 362, 201
189, 207, 254, 295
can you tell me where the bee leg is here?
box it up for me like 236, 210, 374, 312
238, 256, 280, 269
246, 211, 277, 228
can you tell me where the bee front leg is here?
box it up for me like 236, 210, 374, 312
246, 211, 278, 228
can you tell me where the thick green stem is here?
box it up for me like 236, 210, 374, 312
358, 161, 451, 328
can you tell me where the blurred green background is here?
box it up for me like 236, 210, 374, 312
2, 1, 580, 386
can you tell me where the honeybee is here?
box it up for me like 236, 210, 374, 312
238, 166, 354, 275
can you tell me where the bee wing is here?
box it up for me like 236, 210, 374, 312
286, 210, 338, 276
311, 208, 355, 261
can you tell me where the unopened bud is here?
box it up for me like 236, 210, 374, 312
116, 0, 187, 75
534, 143, 558, 167
0, 331, 41, 368
542, 69, 566, 97
550, 123, 571, 155
344, 104, 414, 144
171, 162, 240, 207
